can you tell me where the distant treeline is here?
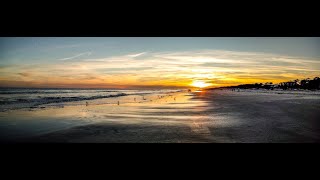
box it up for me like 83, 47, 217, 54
213, 77, 320, 90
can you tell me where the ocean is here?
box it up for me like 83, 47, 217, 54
0, 88, 182, 112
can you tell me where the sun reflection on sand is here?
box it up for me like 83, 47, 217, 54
0, 90, 217, 141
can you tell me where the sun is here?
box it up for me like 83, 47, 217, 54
191, 80, 211, 88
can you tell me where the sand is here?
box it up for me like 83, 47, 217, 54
3, 89, 317, 143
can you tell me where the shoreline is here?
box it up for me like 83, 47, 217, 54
0, 91, 188, 142
0, 89, 184, 112
4, 89, 318, 143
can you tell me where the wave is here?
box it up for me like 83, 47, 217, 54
0, 88, 128, 94
1, 93, 127, 105
0, 91, 77, 95
0, 93, 129, 112
0, 89, 182, 112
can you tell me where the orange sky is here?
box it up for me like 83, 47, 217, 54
1, 38, 319, 89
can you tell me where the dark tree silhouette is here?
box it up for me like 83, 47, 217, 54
214, 76, 320, 90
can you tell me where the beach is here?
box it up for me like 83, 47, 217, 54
0, 89, 319, 143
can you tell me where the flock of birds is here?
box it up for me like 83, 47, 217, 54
85, 94, 177, 106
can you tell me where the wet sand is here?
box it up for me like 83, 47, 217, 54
7, 89, 319, 143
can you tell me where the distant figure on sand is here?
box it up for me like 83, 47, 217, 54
117, 101, 120, 105
134, 98, 136, 102
86, 102, 89, 106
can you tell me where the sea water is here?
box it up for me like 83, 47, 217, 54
0, 88, 181, 112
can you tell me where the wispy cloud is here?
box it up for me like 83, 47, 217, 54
18, 72, 32, 77
127, 52, 147, 58
59, 52, 92, 61
2, 49, 320, 88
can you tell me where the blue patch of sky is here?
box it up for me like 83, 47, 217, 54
0, 37, 319, 66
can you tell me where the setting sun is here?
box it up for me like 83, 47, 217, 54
191, 80, 211, 88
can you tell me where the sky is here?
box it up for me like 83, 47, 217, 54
0, 37, 319, 89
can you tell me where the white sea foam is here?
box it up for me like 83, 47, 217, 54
0, 88, 181, 112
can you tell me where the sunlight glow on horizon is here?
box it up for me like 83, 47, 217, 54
191, 80, 212, 88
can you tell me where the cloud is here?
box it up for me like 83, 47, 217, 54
18, 72, 32, 77
59, 52, 92, 61
127, 52, 147, 58
2, 49, 320, 88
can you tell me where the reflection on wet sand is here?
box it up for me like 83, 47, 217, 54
0, 91, 211, 142
1, 89, 320, 143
